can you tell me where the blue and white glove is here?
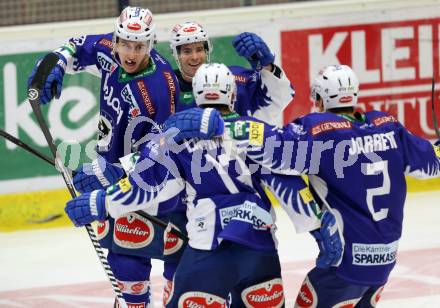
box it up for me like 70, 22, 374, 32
232, 32, 275, 70
164, 108, 224, 143
311, 211, 343, 268
27, 52, 67, 105
73, 156, 124, 193
65, 190, 107, 226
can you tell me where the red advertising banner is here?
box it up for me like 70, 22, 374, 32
282, 17, 440, 139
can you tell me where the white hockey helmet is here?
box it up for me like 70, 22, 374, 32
113, 6, 156, 53
310, 64, 359, 110
193, 63, 236, 111
170, 22, 213, 62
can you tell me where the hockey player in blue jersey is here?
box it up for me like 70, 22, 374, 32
64, 63, 343, 307
27, 6, 181, 307
157, 21, 296, 302
168, 64, 440, 307
169, 21, 294, 122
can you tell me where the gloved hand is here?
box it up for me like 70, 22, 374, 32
65, 190, 107, 226
73, 156, 124, 193
164, 107, 224, 143
232, 32, 275, 70
311, 211, 343, 268
27, 52, 67, 104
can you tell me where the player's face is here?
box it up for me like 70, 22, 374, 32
178, 42, 207, 79
116, 39, 150, 74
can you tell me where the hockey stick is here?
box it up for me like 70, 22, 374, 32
27, 53, 128, 308
0, 127, 188, 240
0, 127, 70, 172
431, 77, 440, 138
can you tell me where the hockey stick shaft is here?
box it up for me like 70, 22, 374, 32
0, 128, 78, 177
431, 78, 440, 138
0, 128, 55, 166
28, 53, 128, 308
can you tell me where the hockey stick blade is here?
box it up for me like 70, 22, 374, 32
431, 78, 440, 138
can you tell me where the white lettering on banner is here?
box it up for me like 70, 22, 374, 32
351, 31, 380, 83
3, 63, 98, 150
48, 86, 98, 140
381, 27, 415, 82
308, 24, 437, 84
419, 25, 433, 78
308, 32, 348, 83
352, 241, 398, 266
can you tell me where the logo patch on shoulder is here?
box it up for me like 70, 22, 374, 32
311, 120, 352, 136
299, 187, 314, 204
248, 121, 264, 146
230, 121, 248, 139
373, 115, 397, 126
118, 177, 132, 193
434, 145, 440, 158
98, 38, 113, 50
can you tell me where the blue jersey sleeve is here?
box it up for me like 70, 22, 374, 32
229, 66, 294, 125
105, 143, 185, 218
67, 33, 114, 72
398, 124, 440, 178
258, 171, 321, 233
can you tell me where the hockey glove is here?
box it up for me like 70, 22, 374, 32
164, 108, 224, 143
73, 156, 125, 193
232, 32, 275, 70
65, 190, 107, 226
311, 211, 343, 268
27, 52, 67, 105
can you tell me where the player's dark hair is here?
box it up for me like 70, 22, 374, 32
176, 42, 210, 54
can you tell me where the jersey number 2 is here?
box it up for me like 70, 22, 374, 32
365, 160, 390, 221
